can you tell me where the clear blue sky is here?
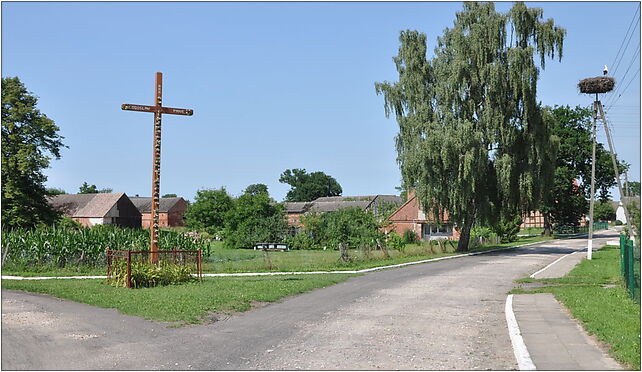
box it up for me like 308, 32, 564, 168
3, 1, 640, 202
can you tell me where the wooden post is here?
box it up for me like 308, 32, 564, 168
127, 250, 132, 288
122, 73, 193, 263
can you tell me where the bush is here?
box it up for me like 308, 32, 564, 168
493, 216, 522, 243
615, 220, 623, 226
402, 229, 419, 244
108, 260, 194, 288
286, 233, 315, 250
385, 232, 405, 252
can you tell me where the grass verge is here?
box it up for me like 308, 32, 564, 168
1, 274, 355, 325
2, 234, 555, 277
511, 245, 640, 370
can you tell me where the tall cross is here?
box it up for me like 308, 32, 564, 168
122, 72, 193, 262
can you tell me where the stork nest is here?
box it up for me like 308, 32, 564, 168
578, 76, 615, 94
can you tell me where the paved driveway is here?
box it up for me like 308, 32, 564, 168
1, 231, 617, 370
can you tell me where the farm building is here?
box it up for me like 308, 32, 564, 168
520, 210, 545, 228
283, 195, 403, 228
48, 193, 141, 228
129, 196, 188, 228
385, 191, 460, 241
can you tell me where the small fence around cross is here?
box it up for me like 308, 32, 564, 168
107, 248, 202, 288
553, 222, 609, 235
619, 235, 641, 304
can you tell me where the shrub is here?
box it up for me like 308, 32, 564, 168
385, 232, 405, 252
286, 233, 315, 250
493, 216, 522, 243
402, 229, 419, 244
615, 220, 623, 226
108, 260, 194, 288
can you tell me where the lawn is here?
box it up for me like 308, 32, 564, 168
512, 245, 640, 370
2, 234, 555, 277
199, 234, 554, 273
1, 274, 355, 325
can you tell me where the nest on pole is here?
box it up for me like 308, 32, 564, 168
578, 76, 615, 94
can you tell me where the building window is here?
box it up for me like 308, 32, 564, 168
422, 224, 453, 240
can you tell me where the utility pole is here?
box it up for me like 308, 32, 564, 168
587, 97, 598, 260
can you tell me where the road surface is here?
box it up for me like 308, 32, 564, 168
1, 231, 617, 370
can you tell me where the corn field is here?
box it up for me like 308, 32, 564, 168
1, 225, 210, 268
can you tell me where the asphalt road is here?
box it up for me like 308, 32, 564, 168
1, 231, 618, 370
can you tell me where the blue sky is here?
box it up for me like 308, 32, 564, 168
2, 1, 640, 202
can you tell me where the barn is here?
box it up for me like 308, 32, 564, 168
48, 193, 141, 228
129, 196, 188, 228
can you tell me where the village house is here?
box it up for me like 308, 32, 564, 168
129, 196, 188, 228
385, 191, 460, 241
283, 195, 403, 229
48, 193, 141, 228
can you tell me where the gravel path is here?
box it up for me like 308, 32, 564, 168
1, 232, 616, 370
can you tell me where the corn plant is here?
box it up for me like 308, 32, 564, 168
1, 225, 210, 269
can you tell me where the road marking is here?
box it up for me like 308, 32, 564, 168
505, 294, 537, 370
529, 251, 578, 278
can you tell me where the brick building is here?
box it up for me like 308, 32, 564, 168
48, 193, 141, 228
385, 191, 460, 241
129, 197, 188, 228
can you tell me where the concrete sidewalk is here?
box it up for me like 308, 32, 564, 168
512, 229, 624, 370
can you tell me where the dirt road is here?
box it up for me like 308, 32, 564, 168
1, 231, 616, 370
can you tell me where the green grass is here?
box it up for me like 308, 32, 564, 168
2, 235, 554, 277
1, 274, 355, 325
512, 245, 640, 370
202, 234, 554, 273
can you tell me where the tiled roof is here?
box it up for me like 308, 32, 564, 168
48, 193, 126, 217
309, 200, 372, 212
282, 202, 312, 214
129, 197, 185, 213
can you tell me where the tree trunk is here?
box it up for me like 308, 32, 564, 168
542, 213, 552, 236
376, 238, 390, 258
456, 217, 474, 252
339, 243, 350, 262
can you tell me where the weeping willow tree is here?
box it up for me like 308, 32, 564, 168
375, 2, 564, 251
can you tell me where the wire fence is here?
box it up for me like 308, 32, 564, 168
552, 222, 609, 235
620, 235, 641, 304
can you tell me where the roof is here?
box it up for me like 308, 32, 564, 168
129, 197, 185, 213
48, 193, 128, 218
309, 200, 372, 212
282, 202, 312, 214
313, 196, 376, 203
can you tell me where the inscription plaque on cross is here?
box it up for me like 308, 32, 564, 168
122, 72, 193, 262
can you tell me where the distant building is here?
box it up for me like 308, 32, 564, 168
283, 195, 403, 228
385, 191, 460, 241
48, 193, 141, 228
520, 210, 545, 228
129, 197, 188, 228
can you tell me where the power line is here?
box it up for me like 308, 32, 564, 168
606, 48, 640, 109
610, 3, 640, 72
607, 68, 641, 110
611, 5, 641, 78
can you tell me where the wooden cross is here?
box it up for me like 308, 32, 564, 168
122, 72, 193, 262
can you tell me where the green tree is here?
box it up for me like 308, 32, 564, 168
2, 77, 66, 228
184, 188, 234, 233
279, 168, 342, 202
78, 182, 112, 194
297, 207, 382, 251
375, 2, 564, 251
244, 183, 269, 196
542, 105, 626, 230
162, 193, 177, 198
624, 181, 641, 197
593, 200, 616, 222
45, 187, 67, 196
223, 191, 288, 249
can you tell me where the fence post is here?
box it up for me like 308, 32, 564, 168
127, 250, 132, 289
627, 239, 635, 294
198, 249, 202, 282
620, 235, 627, 279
